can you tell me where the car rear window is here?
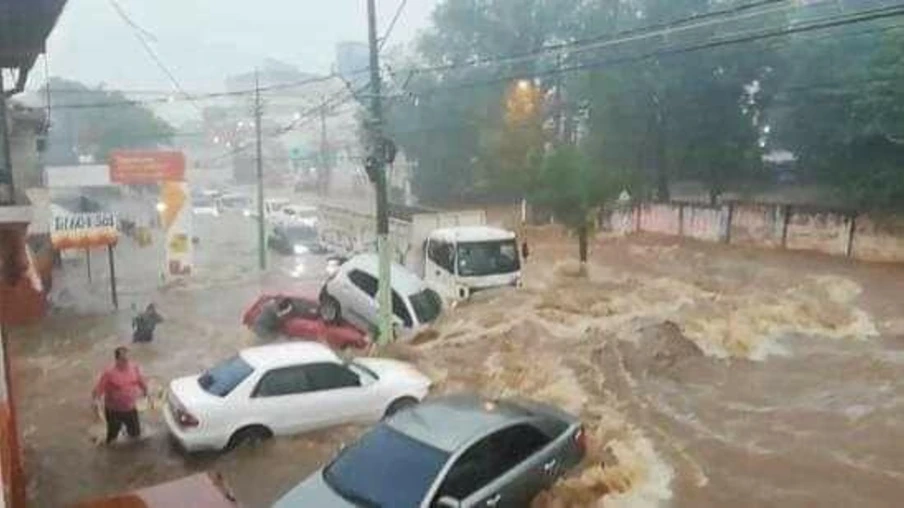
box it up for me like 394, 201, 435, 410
323, 424, 449, 507
410, 288, 442, 324
198, 356, 254, 397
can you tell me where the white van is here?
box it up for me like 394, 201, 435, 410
244, 197, 290, 220
425, 226, 521, 300
318, 204, 522, 302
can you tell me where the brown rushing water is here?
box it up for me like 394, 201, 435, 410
10, 212, 904, 507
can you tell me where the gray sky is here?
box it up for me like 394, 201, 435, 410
43, 0, 440, 92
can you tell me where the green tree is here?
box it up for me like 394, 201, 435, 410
531, 146, 616, 263
42, 78, 175, 165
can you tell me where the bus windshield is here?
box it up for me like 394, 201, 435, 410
456, 239, 520, 277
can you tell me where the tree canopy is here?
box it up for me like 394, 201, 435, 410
386, 0, 904, 212
42, 78, 175, 165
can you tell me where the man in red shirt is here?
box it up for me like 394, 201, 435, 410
92, 346, 149, 444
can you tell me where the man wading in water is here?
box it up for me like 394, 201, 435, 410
91, 347, 149, 444
132, 303, 164, 343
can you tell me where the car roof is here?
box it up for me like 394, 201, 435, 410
342, 253, 426, 295
238, 342, 339, 370
429, 226, 515, 244
386, 394, 536, 453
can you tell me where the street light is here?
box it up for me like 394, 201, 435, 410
517, 79, 532, 92
155, 202, 167, 213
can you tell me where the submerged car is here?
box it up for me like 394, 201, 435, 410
274, 394, 586, 508
319, 253, 443, 337
164, 342, 430, 452
242, 292, 368, 350
269, 224, 325, 255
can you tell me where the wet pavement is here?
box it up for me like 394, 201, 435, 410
9, 209, 904, 507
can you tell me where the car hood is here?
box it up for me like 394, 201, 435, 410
356, 358, 430, 387
273, 471, 357, 508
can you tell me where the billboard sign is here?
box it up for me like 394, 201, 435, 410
160, 182, 193, 277
50, 211, 118, 250
109, 151, 185, 184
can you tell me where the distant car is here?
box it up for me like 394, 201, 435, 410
164, 342, 431, 453
319, 253, 443, 337
242, 293, 368, 350
268, 224, 325, 256
218, 193, 252, 213
274, 394, 587, 508
193, 195, 221, 217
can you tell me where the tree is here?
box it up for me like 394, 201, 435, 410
42, 78, 175, 165
531, 146, 615, 263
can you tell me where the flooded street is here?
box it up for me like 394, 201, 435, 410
9, 213, 904, 507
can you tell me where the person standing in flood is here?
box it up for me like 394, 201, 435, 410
132, 303, 164, 343
92, 347, 149, 444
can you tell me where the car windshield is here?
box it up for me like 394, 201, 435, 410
323, 424, 449, 508
456, 240, 520, 277
410, 288, 442, 324
197, 355, 254, 397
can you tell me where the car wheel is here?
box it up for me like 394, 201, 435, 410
226, 425, 272, 451
383, 397, 419, 419
320, 294, 341, 324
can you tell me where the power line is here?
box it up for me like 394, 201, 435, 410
399, 3, 904, 98
106, 0, 200, 112
380, 0, 409, 51
50, 0, 792, 110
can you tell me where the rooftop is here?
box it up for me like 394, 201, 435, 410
430, 225, 516, 243
387, 394, 533, 453
239, 342, 339, 370
0, 0, 68, 70
344, 253, 426, 294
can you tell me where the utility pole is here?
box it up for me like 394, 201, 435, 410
319, 99, 330, 197
367, 0, 393, 345
0, 71, 14, 205
254, 69, 266, 270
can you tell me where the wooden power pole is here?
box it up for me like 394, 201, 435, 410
254, 69, 266, 270
367, 0, 393, 345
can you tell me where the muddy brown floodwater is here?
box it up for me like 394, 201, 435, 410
10, 210, 904, 507
388, 231, 904, 508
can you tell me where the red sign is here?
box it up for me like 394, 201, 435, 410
109, 150, 185, 184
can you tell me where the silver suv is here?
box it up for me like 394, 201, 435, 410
319, 253, 443, 337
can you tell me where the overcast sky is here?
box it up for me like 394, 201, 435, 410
42, 0, 440, 93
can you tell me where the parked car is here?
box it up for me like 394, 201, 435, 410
268, 224, 325, 256
193, 194, 222, 217
274, 394, 586, 508
164, 342, 430, 452
242, 292, 368, 350
74, 472, 238, 508
218, 193, 252, 214
319, 253, 444, 337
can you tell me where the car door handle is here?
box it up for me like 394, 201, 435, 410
485, 493, 501, 507
543, 458, 558, 473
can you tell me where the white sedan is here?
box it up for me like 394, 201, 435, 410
164, 342, 431, 452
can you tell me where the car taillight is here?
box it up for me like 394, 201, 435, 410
175, 406, 200, 428
573, 425, 587, 452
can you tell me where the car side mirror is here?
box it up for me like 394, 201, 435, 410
436, 497, 462, 508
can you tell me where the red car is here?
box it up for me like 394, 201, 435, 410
242, 292, 369, 350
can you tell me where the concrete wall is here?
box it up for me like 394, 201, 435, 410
731, 204, 785, 248
681, 205, 725, 242
785, 210, 851, 256
852, 216, 904, 263
604, 201, 904, 264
